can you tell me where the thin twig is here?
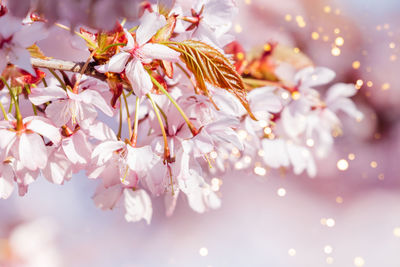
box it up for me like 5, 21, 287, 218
31, 58, 107, 81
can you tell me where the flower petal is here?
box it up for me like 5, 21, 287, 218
0, 164, 14, 199
29, 86, 67, 105
141, 43, 180, 62
25, 116, 61, 144
92, 141, 125, 165
136, 11, 166, 46
96, 52, 130, 73
124, 189, 152, 224
295, 67, 336, 88
93, 184, 123, 210
325, 83, 357, 104
19, 133, 47, 170
62, 131, 91, 165
45, 101, 71, 127
125, 59, 152, 98
42, 147, 72, 185
9, 46, 35, 75
126, 145, 153, 178
79, 89, 114, 117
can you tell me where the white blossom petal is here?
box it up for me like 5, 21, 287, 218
141, 43, 180, 62
25, 116, 61, 144
136, 11, 166, 46
125, 59, 153, 98
0, 164, 14, 199
80, 89, 114, 117
295, 67, 336, 88
124, 189, 152, 224
93, 184, 123, 210
92, 141, 125, 165
96, 51, 130, 73
19, 133, 47, 170
29, 86, 67, 105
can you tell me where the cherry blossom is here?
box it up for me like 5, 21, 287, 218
96, 12, 180, 98
29, 79, 113, 127
0, 13, 46, 75
0, 1, 363, 223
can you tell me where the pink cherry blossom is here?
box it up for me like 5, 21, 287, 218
29, 79, 113, 127
0, 116, 60, 171
0, 13, 47, 75
96, 12, 180, 98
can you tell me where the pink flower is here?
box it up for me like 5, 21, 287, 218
0, 14, 47, 75
29, 82, 113, 127
0, 116, 61, 171
190, 0, 238, 46
261, 139, 316, 177
95, 11, 180, 98
190, 116, 243, 157
92, 186, 153, 224
89, 125, 154, 188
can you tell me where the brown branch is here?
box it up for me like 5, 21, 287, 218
31, 58, 107, 81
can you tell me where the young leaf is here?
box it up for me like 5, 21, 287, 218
27, 44, 49, 59
167, 40, 256, 120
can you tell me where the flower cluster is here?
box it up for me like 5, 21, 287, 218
0, 0, 362, 223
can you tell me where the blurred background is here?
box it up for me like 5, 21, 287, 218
1, 0, 400, 266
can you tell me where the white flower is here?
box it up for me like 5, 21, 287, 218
96, 11, 180, 98
0, 14, 47, 74
29, 83, 113, 127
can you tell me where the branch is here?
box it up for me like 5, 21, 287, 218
31, 58, 107, 81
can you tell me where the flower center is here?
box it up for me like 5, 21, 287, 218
129, 45, 144, 61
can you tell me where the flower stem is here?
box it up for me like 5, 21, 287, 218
42, 77, 48, 87
72, 49, 97, 93
149, 75, 198, 136
121, 89, 132, 140
1, 77, 22, 129
117, 96, 123, 139
0, 99, 8, 120
147, 93, 171, 162
130, 96, 140, 147
24, 84, 38, 116
100, 43, 126, 53
48, 68, 66, 90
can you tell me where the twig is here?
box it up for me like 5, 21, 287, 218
31, 58, 107, 81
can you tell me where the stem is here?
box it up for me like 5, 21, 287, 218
147, 93, 170, 162
100, 43, 126, 53
0, 100, 8, 120
72, 49, 97, 93
42, 77, 48, 87
2, 77, 22, 129
24, 84, 38, 115
117, 96, 123, 139
122, 89, 132, 140
128, 25, 139, 32
48, 68, 66, 89
130, 96, 140, 147
149, 75, 198, 136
